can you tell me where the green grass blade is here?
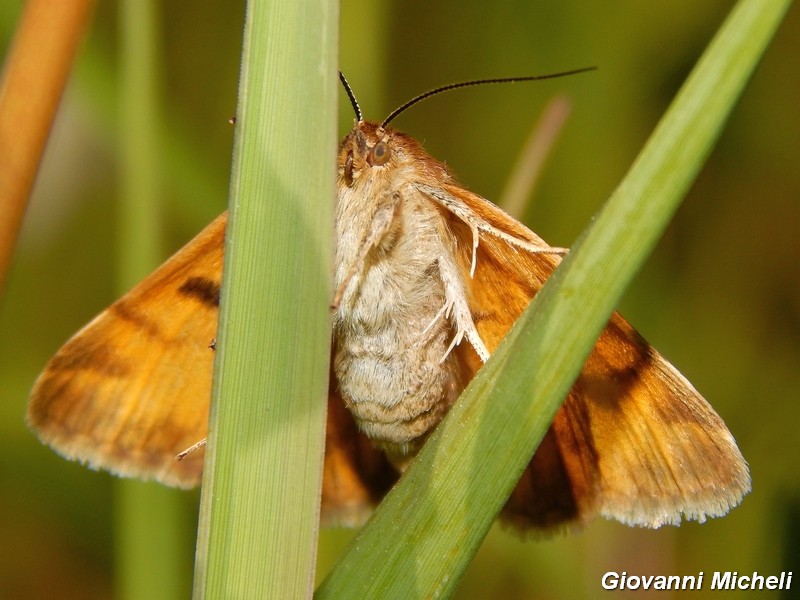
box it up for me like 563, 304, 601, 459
115, 1, 188, 599
192, 0, 338, 598
317, 0, 791, 597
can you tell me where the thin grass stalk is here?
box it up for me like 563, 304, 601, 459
192, 0, 338, 597
0, 0, 95, 293
114, 1, 187, 599
499, 95, 572, 218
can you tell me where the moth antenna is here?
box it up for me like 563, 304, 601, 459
381, 66, 597, 128
339, 71, 363, 123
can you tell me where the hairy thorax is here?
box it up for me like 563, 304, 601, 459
332, 181, 467, 457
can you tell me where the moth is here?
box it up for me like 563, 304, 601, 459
28, 71, 750, 532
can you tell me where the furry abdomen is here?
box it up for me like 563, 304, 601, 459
333, 189, 465, 453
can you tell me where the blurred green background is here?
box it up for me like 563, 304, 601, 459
2, 1, 798, 598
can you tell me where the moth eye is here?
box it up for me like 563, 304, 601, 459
368, 141, 391, 166
344, 152, 354, 186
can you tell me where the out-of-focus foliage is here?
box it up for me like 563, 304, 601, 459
1, 1, 797, 598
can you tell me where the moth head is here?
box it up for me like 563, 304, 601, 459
337, 121, 451, 189
338, 122, 389, 187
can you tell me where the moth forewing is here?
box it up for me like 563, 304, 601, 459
434, 182, 750, 530
27, 214, 227, 487
566, 315, 750, 528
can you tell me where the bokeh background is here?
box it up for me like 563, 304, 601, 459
2, 1, 798, 598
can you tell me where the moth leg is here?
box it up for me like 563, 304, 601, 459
420, 301, 449, 339
333, 191, 401, 308
435, 253, 490, 363
176, 438, 207, 461
417, 183, 568, 257
464, 219, 480, 277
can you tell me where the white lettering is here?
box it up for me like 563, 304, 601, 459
712, 571, 733, 589
680, 574, 699, 590
602, 572, 619, 590
603, 570, 790, 592
652, 576, 665, 590
603, 572, 709, 591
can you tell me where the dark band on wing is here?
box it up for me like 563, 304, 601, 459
178, 277, 221, 308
